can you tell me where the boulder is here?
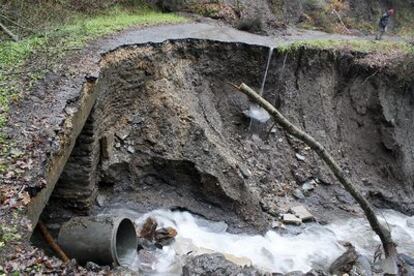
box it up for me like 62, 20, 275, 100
182, 253, 268, 276
329, 244, 358, 275
290, 205, 314, 222
281, 214, 302, 225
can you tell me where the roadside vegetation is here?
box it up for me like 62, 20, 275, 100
0, 2, 186, 172
296, 0, 414, 39
279, 39, 414, 55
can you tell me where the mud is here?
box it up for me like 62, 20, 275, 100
37, 39, 414, 238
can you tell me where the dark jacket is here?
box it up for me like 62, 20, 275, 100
379, 12, 390, 28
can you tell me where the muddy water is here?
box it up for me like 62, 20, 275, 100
104, 209, 414, 274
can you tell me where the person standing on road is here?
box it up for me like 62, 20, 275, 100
376, 8, 395, 40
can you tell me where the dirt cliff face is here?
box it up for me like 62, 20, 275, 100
42, 40, 414, 234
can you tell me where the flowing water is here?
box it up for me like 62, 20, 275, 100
246, 48, 273, 125
107, 208, 414, 275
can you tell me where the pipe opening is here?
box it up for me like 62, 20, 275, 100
115, 218, 138, 266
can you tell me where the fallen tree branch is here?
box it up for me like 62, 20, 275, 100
38, 221, 70, 263
232, 82, 398, 274
0, 13, 34, 33
0, 22, 18, 41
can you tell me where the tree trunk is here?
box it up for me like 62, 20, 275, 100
234, 82, 398, 274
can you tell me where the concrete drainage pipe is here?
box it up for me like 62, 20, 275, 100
58, 216, 137, 266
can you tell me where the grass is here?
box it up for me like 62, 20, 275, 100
279, 38, 414, 55
0, 6, 186, 171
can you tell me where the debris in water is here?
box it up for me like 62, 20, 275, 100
155, 227, 178, 247
139, 217, 157, 241
100, 208, 414, 274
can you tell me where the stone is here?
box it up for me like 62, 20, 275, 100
85, 261, 101, 272
116, 128, 131, 140
182, 253, 266, 276
285, 271, 305, 276
305, 269, 328, 276
293, 189, 305, 199
336, 192, 354, 205
290, 205, 314, 222
95, 194, 106, 207
127, 146, 135, 154
65, 106, 78, 115
281, 214, 302, 225
222, 253, 252, 267
353, 255, 372, 276
329, 244, 358, 275
295, 153, 306, 161
302, 180, 316, 193
239, 165, 252, 179
271, 221, 286, 230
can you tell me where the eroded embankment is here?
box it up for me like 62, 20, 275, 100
32, 39, 414, 240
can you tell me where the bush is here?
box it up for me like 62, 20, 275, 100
236, 15, 263, 33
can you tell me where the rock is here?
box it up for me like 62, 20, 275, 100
290, 205, 314, 222
95, 194, 106, 207
281, 214, 302, 225
182, 253, 267, 276
302, 180, 316, 194
222, 253, 252, 267
329, 244, 358, 275
399, 253, 414, 276
271, 221, 286, 230
336, 192, 354, 205
154, 227, 177, 247
139, 217, 157, 241
293, 189, 305, 199
85, 261, 101, 272
65, 106, 78, 115
305, 269, 328, 276
353, 254, 372, 276
239, 165, 252, 179
295, 153, 306, 161
127, 146, 135, 154
285, 271, 305, 276
116, 128, 131, 140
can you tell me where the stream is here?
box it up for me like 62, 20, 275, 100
107, 208, 414, 275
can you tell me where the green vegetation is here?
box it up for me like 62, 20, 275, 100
279, 39, 414, 55
0, 6, 186, 166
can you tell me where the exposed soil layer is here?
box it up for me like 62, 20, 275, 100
40, 39, 414, 236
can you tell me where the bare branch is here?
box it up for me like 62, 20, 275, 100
233, 82, 398, 275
